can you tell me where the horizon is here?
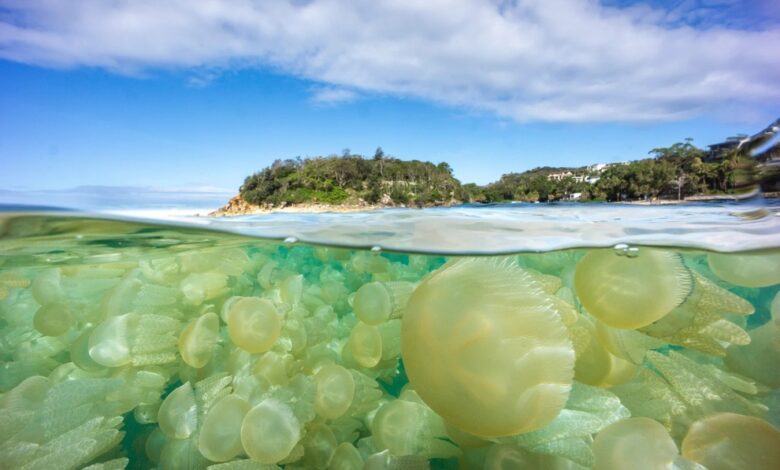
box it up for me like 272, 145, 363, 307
1, 1, 779, 200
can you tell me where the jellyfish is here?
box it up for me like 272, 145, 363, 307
592, 417, 678, 470
402, 258, 575, 438
178, 311, 219, 369
371, 396, 460, 458
225, 297, 282, 354
157, 382, 198, 439
353, 281, 415, 325
575, 248, 692, 330
313, 364, 355, 419
682, 413, 780, 470
33, 303, 75, 336
346, 321, 383, 368
725, 319, 780, 388
329, 442, 364, 470
301, 423, 338, 469
573, 316, 637, 387
198, 394, 250, 462
241, 399, 301, 464
640, 271, 754, 356
708, 251, 780, 288
88, 313, 180, 367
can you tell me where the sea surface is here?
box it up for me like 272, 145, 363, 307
0, 202, 779, 469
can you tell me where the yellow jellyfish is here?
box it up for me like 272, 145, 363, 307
241, 399, 301, 464
353, 281, 415, 325
573, 316, 637, 387
708, 251, 780, 288
640, 271, 753, 356
157, 382, 197, 439
593, 417, 678, 470
302, 423, 338, 469
402, 258, 575, 438
725, 319, 780, 388
198, 394, 250, 462
329, 442, 364, 470
682, 413, 780, 470
178, 312, 219, 369
575, 248, 692, 329
313, 364, 355, 419
225, 297, 282, 354
33, 303, 74, 336
347, 321, 383, 368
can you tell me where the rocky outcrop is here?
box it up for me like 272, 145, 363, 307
209, 195, 265, 216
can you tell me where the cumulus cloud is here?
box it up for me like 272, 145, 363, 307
0, 0, 778, 122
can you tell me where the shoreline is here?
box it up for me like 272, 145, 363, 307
209, 193, 777, 217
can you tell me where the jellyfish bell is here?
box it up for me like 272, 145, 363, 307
401, 258, 575, 438
353, 281, 415, 325
313, 364, 355, 419
241, 399, 301, 464
198, 394, 250, 462
178, 311, 219, 369
593, 417, 678, 470
574, 248, 692, 330
682, 413, 780, 470
708, 251, 780, 288
225, 297, 282, 354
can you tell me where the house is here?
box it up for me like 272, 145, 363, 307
587, 163, 608, 173
547, 171, 573, 181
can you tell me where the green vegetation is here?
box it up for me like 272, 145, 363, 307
241, 148, 461, 207
240, 139, 761, 207
466, 140, 758, 203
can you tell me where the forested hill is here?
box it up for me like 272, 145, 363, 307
240, 149, 462, 207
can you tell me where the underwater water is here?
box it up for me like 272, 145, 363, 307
0, 207, 779, 470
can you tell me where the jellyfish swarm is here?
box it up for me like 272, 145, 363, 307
401, 258, 575, 438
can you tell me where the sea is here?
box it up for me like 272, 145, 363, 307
0, 199, 779, 469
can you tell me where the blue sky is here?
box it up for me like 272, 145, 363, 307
1, 0, 778, 201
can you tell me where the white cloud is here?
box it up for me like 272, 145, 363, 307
0, 0, 778, 122
310, 86, 359, 105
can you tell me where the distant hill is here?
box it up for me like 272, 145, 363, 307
238, 149, 462, 209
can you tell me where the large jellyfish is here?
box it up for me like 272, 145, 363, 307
575, 248, 692, 330
402, 258, 575, 438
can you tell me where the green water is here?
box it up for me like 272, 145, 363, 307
0, 214, 779, 470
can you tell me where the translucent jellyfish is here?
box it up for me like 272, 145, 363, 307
33, 303, 75, 336
682, 413, 780, 470
30, 268, 64, 305
88, 313, 180, 367
573, 316, 637, 387
592, 417, 678, 470
280, 274, 303, 306
180, 272, 228, 305
178, 311, 219, 368
225, 297, 282, 354
329, 442, 364, 470
574, 248, 692, 329
198, 394, 251, 462
725, 320, 780, 388
301, 423, 338, 469
157, 382, 197, 439
353, 281, 415, 325
241, 399, 301, 464
313, 364, 355, 419
402, 258, 575, 438
371, 397, 460, 458
708, 251, 780, 288
640, 271, 754, 356
347, 321, 383, 368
